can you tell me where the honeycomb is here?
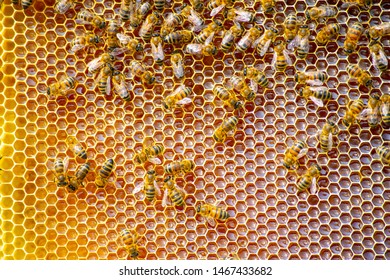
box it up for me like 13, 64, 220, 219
0, 0, 389, 260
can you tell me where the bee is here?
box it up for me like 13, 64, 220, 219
367, 22, 390, 41
66, 136, 87, 160
162, 85, 192, 112
46, 75, 76, 98
133, 138, 164, 165
76, 9, 106, 29
228, 75, 257, 101
95, 63, 115, 96
67, 162, 90, 193
112, 71, 132, 102
95, 159, 115, 188
220, 21, 244, 53
139, 12, 159, 41
342, 99, 365, 127
259, 0, 275, 13
196, 202, 230, 227
54, 158, 69, 189
119, 0, 132, 22
295, 70, 328, 86
164, 159, 195, 176
106, 18, 121, 38
162, 176, 186, 207
256, 27, 278, 57
297, 163, 321, 194
150, 35, 164, 66
380, 94, 390, 126
346, 64, 373, 88
224, 8, 257, 23
163, 30, 194, 44
316, 23, 341, 45
344, 22, 364, 55
369, 41, 388, 72
282, 140, 307, 170
361, 92, 381, 128
288, 24, 310, 59
186, 34, 218, 56
180, 4, 204, 31
236, 26, 262, 52
243, 67, 270, 88
341, 0, 372, 10
318, 120, 339, 152
87, 53, 114, 75
213, 116, 239, 143
163, 10, 185, 29
54, 0, 76, 14
120, 229, 140, 259
69, 32, 101, 53
271, 41, 292, 71
154, 0, 165, 12
14, 0, 33, 9
283, 14, 299, 43
133, 169, 161, 202
189, 0, 203, 11
377, 146, 390, 165
305, 6, 337, 22
129, 2, 151, 28
298, 86, 332, 107
194, 20, 222, 44
213, 85, 243, 110
208, 0, 235, 17
171, 53, 185, 79
115, 33, 144, 55
160, 24, 175, 39
128, 60, 155, 85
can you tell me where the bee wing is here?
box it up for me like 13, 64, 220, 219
133, 182, 144, 194
149, 157, 162, 164
173, 85, 186, 95
75, 19, 91, 25
189, 10, 203, 28
166, 13, 175, 26
259, 39, 271, 57
283, 49, 293, 65
328, 132, 333, 151
234, 10, 251, 22
207, 217, 216, 227
204, 33, 215, 46
379, 49, 388, 64
154, 181, 162, 196
309, 177, 318, 195
105, 75, 112, 96
380, 102, 389, 116
186, 43, 203, 54
70, 43, 85, 53
210, 4, 225, 17
309, 96, 324, 107
249, 79, 258, 93
252, 37, 262, 48
110, 47, 127, 56
176, 97, 192, 105
87, 57, 104, 71
306, 79, 324, 86
117, 33, 131, 45
359, 108, 370, 120
95, 68, 105, 85
63, 156, 69, 173
221, 32, 233, 45
300, 38, 310, 53
287, 36, 299, 50
271, 52, 277, 68
172, 60, 184, 79
297, 148, 308, 159
162, 187, 169, 207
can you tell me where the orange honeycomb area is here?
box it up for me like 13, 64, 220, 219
0, 0, 389, 260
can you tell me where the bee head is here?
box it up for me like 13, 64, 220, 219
294, 73, 300, 82
46, 87, 51, 96
298, 87, 304, 96
213, 19, 223, 27
234, 101, 243, 110
270, 27, 278, 34
196, 203, 202, 213
243, 68, 248, 76
371, 92, 381, 100
282, 162, 291, 169
162, 101, 170, 111
313, 163, 322, 172
343, 46, 353, 54
147, 170, 156, 175
305, 11, 311, 20
365, 79, 373, 88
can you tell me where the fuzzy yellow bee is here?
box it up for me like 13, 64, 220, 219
213, 85, 243, 110
342, 99, 365, 127
298, 86, 332, 107
243, 67, 270, 88
341, 0, 372, 10
272, 41, 292, 71
162, 176, 187, 207
196, 202, 230, 227
220, 21, 245, 53
256, 27, 279, 57
164, 30, 194, 44
95, 63, 115, 96
162, 85, 192, 112
295, 70, 328, 86
213, 116, 239, 143
380, 94, 390, 126
317, 120, 339, 153
297, 163, 321, 194
150, 35, 165, 66
344, 22, 364, 54
194, 20, 223, 44
66, 136, 87, 160
112, 71, 132, 102
360, 92, 381, 128
208, 0, 235, 17
171, 53, 185, 79
186, 34, 218, 57
224, 8, 258, 23
316, 23, 340, 45
46, 75, 76, 98
87, 53, 115, 75
95, 159, 115, 188
228, 75, 257, 101
128, 60, 155, 85
114, 33, 144, 55
367, 22, 390, 41
164, 159, 195, 176
283, 14, 299, 43
133, 169, 161, 202
180, 4, 204, 30
120, 229, 140, 259
54, 158, 69, 189
259, 0, 275, 13
305, 6, 336, 22
133, 138, 164, 165
67, 162, 90, 193
288, 24, 310, 59
346, 64, 373, 88
377, 146, 390, 165
76, 9, 106, 29
282, 140, 307, 170
54, 0, 76, 14
369, 41, 388, 72
139, 12, 160, 41
236, 26, 262, 52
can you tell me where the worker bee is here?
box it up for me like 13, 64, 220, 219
220, 21, 244, 53
305, 6, 336, 22
341, 0, 372, 10
316, 23, 340, 45
46, 75, 76, 98
259, 0, 275, 13
272, 41, 292, 71
213, 116, 239, 143
190, 0, 203, 11
139, 12, 159, 41
133, 169, 161, 202
163, 10, 185, 29
154, 0, 165, 12
224, 8, 257, 23
208, 0, 235, 17
180, 4, 204, 31
67, 162, 90, 193
95, 159, 115, 188
361, 92, 381, 128
236, 26, 262, 52
87, 53, 114, 75
298, 86, 332, 107
151, 35, 165, 66
115, 33, 144, 55
162, 176, 186, 207
288, 24, 310, 59
369, 41, 388, 72
54, 158, 69, 189
196, 202, 230, 227
54, 0, 76, 14
106, 18, 121, 38
112, 71, 132, 102
342, 99, 365, 127
346, 64, 373, 88
380, 94, 390, 126
256, 26, 278, 57
95, 63, 115, 96
164, 159, 195, 176
163, 30, 194, 44
295, 70, 328, 86
133, 138, 164, 165
186, 34, 218, 56
120, 229, 140, 259
12, 0, 33, 9
344, 22, 364, 54
119, 0, 132, 22
76, 9, 106, 29
66, 136, 87, 160
160, 24, 175, 38
194, 19, 223, 44
366, 22, 390, 41
213, 85, 243, 110
297, 163, 321, 194
162, 85, 192, 112
282, 140, 307, 170
171, 53, 185, 79
243, 67, 270, 88
228, 75, 257, 101
128, 2, 151, 28
283, 14, 299, 43
318, 119, 339, 152
69, 32, 101, 53
128, 60, 155, 85
377, 146, 390, 165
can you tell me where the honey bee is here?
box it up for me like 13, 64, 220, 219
67, 162, 90, 192
224, 8, 257, 23
220, 21, 244, 53
162, 85, 192, 112
189, 0, 203, 11
283, 14, 299, 43
151, 35, 165, 66
228, 75, 257, 101
341, 0, 372, 10
95, 159, 115, 188
380, 94, 390, 126
298, 86, 332, 107
256, 27, 278, 57
54, 158, 69, 189
119, 0, 132, 22
369, 41, 388, 72
316, 23, 340, 45
66, 136, 87, 160
344, 22, 364, 54
112, 71, 132, 102
213, 85, 243, 110
128, 60, 155, 85
95, 63, 115, 96
305, 6, 336, 22
208, 0, 235, 17
46, 75, 76, 98
282, 140, 307, 170
164, 159, 195, 176
194, 19, 223, 44
186, 34, 218, 56
236, 26, 262, 52
160, 24, 175, 38
180, 4, 204, 31
171, 53, 185, 79
297, 163, 321, 194
87, 53, 114, 75
115, 33, 144, 55
271, 41, 292, 71
163, 30, 194, 44
120, 229, 140, 259
133, 169, 161, 202
213, 116, 239, 143
295, 70, 328, 86
346, 64, 373, 88
342, 99, 365, 127
163, 10, 185, 29
139, 12, 159, 41
318, 120, 339, 152
133, 138, 164, 165
288, 24, 310, 59
54, 0, 76, 14
377, 146, 390, 165
128, 2, 151, 28
106, 20, 122, 51
69, 32, 101, 53
154, 0, 165, 12
76, 9, 106, 29
13, 0, 33, 9
367, 22, 390, 41
259, 0, 275, 13
196, 202, 230, 227
162, 176, 186, 207
361, 92, 381, 128
243, 67, 270, 88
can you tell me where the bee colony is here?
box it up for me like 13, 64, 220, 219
0, 0, 389, 260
